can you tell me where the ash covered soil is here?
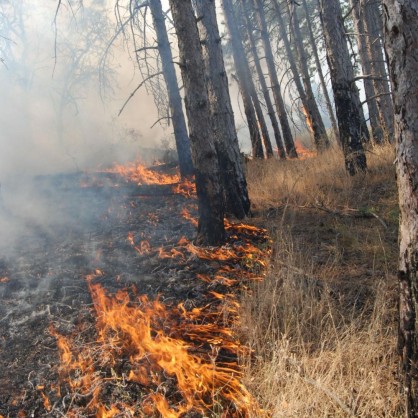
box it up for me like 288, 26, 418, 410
0, 167, 269, 417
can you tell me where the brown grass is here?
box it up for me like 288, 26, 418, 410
242, 144, 403, 417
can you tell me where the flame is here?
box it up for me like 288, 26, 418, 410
51, 277, 264, 416
50, 222, 271, 416
107, 162, 180, 185
294, 139, 317, 160
172, 177, 196, 197
0, 276, 9, 283
180, 207, 198, 227
127, 232, 151, 255
301, 104, 314, 135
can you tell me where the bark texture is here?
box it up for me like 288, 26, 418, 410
195, 0, 251, 218
320, 0, 367, 175
149, 0, 194, 177
252, 0, 298, 158
168, 0, 225, 245
383, 1, 418, 415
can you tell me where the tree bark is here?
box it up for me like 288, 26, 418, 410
383, 1, 418, 415
251, 0, 298, 158
349, 0, 384, 144
221, 0, 264, 159
149, 0, 194, 177
288, 1, 330, 151
242, 0, 286, 159
320, 0, 367, 175
168, 0, 225, 245
194, 0, 251, 219
301, 0, 340, 143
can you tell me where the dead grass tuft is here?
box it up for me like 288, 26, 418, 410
242, 144, 402, 416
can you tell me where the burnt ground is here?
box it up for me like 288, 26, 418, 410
0, 169, 269, 417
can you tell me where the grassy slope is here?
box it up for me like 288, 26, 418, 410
242, 145, 402, 417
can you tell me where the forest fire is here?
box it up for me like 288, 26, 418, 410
24, 161, 272, 417
106, 162, 180, 185
294, 139, 317, 160
50, 218, 270, 417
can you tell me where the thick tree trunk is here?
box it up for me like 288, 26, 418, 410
242, 0, 286, 159
251, 0, 298, 158
365, 0, 394, 142
194, 0, 251, 219
301, 0, 339, 143
383, 2, 418, 415
149, 0, 194, 177
350, 0, 384, 144
288, 1, 330, 151
320, 0, 367, 175
221, 0, 264, 159
168, 0, 225, 245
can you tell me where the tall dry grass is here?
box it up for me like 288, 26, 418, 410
242, 145, 402, 417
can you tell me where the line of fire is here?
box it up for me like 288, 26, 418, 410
0, 161, 277, 417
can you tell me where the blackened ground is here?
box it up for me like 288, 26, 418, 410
0, 170, 268, 417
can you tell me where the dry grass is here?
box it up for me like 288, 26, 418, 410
242, 144, 403, 417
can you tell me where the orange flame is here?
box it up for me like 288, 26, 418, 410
107, 162, 180, 185
301, 104, 314, 135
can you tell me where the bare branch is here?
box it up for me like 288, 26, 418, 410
118, 71, 163, 116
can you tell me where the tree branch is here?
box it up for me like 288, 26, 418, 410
118, 71, 164, 116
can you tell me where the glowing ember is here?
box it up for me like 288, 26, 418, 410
180, 207, 198, 227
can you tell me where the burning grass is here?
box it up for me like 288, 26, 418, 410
242, 143, 402, 416
45, 167, 272, 418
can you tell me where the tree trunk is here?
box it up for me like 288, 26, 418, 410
301, 0, 339, 143
288, 1, 330, 151
365, 0, 394, 142
383, 2, 418, 415
349, 0, 384, 144
168, 0, 225, 245
242, 0, 286, 159
251, 0, 297, 158
221, 0, 264, 159
149, 0, 194, 177
194, 0, 251, 219
320, 0, 367, 175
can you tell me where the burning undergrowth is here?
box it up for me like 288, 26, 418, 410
0, 162, 271, 417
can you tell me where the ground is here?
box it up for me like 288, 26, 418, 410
0, 167, 269, 417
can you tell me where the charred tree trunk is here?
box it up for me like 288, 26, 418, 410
383, 2, 418, 415
242, 0, 286, 159
288, 1, 330, 151
194, 0, 251, 219
350, 0, 384, 144
301, 0, 339, 143
365, 0, 394, 142
149, 0, 194, 177
251, 0, 297, 158
320, 0, 367, 175
221, 0, 264, 159
168, 0, 225, 245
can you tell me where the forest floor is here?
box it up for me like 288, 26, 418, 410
0, 167, 269, 417
0, 144, 402, 417
242, 144, 402, 416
